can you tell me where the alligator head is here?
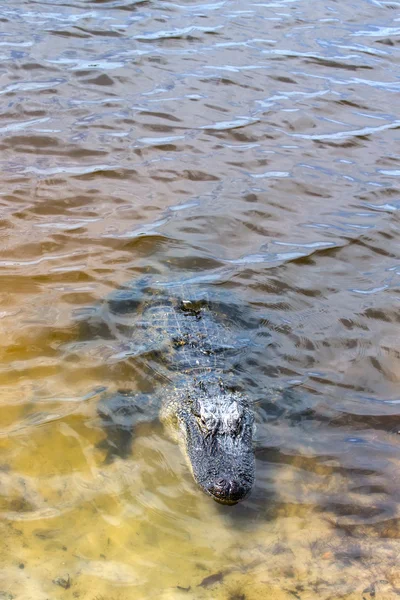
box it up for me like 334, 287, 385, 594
166, 380, 255, 505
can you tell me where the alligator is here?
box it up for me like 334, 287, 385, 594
82, 282, 256, 505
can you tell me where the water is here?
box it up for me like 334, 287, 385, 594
0, 0, 399, 598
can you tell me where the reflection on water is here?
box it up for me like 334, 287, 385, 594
1, 0, 400, 598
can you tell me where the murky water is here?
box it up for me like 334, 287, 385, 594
0, 0, 399, 598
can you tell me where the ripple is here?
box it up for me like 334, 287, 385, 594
288, 120, 400, 140
137, 134, 186, 145
160, 1, 227, 10
0, 117, 51, 134
200, 117, 259, 130
135, 25, 224, 41
352, 25, 400, 37
23, 164, 126, 176
248, 170, 290, 179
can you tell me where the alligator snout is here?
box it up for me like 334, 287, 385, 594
209, 477, 246, 505
169, 384, 255, 505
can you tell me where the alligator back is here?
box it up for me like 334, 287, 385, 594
73, 281, 250, 380
134, 296, 241, 375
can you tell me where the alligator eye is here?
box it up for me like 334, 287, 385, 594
194, 413, 210, 432
199, 415, 209, 430
228, 416, 242, 435
192, 399, 201, 417
201, 414, 219, 433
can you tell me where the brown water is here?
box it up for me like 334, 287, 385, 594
0, 0, 400, 598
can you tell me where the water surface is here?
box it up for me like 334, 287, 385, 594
0, 0, 400, 598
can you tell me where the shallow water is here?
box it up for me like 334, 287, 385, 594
0, 0, 400, 598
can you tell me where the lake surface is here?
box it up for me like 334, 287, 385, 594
0, 0, 399, 598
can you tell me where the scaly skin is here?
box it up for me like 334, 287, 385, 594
98, 284, 256, 505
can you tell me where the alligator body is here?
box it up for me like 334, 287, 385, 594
89, 283, 256, 505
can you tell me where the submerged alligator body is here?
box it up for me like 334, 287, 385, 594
90, 283, 256, 505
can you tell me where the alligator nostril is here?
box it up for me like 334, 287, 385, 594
215, 478, 227, 489
210, 478, 229, 498
229, 480, 240, 496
